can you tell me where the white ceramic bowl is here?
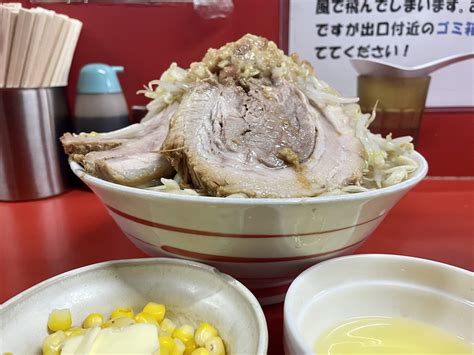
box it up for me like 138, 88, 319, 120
0, 258, 268, 355
283, 254, 473, 354
70, 152, 428, 304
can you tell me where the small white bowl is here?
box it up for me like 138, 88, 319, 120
0, 258, 268, 355
70, 152, 428, 304
283, 254, 473, 354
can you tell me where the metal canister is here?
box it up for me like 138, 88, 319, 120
0, 87, 71, 201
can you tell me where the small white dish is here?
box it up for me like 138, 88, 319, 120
0, 258, 268, 355
283, 254, 473, 354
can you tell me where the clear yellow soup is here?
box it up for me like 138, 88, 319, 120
314, 316, 473, 355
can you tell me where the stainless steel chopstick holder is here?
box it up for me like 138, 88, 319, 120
0, 87, 71, 201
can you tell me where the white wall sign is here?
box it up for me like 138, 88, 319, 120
289, 0, 474, 107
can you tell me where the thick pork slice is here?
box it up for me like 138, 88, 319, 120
162, 80, 365, 198
61, 103, 177, 186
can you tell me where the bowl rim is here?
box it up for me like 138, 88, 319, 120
70, 151, 428, 205
283, 254, 472, 354
1, 258, 269, 354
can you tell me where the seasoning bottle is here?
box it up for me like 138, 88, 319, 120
74, 63, 129, 133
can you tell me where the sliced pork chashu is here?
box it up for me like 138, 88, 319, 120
162, 79, 365, 198
61, 103, 177, 186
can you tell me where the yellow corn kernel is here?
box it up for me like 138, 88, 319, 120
160, 318, 177, 336
103, 316, 135, 329
143, 302, 166, 323
47, 309, 72, 332
159, 336, 175, 351
160, 349, 170, 355
64, 326, 86, 338
171, 339, 186, 355
173, 325, 195, 346
191, 349, 210, 355
111, 307, 134, 319
102, 319, 113, 328
42, 331, 67, 355
184, 340, 197, 355
205, 337, 225, 355
83, 313, 104, 328
135, 312, 159, 325
194, 323, 218, 347
3, 352, 14, 355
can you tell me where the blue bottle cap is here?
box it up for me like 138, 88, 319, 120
77, 63, 124, 94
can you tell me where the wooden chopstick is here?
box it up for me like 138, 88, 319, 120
53, 19, 82, 87
42, 14, 70, 87
21, 8, 53, 88
6, 7, 36, 88
0, 6, 7, 87
27, 11, 65, 87
0, 4, 20, 88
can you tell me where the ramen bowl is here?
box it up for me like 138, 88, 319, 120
0, 258, 268, 354
70, 151, 428, 304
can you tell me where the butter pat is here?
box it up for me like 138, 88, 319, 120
62, 323, 159, 355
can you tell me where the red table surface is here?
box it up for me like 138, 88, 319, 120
1, 178, 473, 353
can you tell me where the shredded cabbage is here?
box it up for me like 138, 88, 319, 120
148, 176, 249, 198
147, 178, 199, 196
354, 106, 416, 188
137, 64, 190, 121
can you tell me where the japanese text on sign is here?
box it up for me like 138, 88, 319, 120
289, 0, 474, 106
